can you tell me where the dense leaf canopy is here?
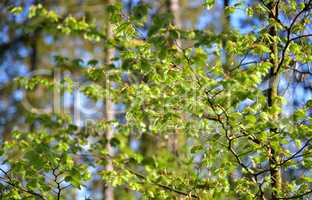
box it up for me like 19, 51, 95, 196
1, 0, 312, 199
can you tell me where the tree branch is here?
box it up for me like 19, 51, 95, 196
277, 189, 312, 199
126, 167, 200, 199
276, 0, 312, 74
0, 169, 46, 200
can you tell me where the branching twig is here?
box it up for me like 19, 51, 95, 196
126, 167, 200, 199
277, 189, 312, 199
276, 0, 312, 74
0, 169, 46, 200
52, 166, 64, 200
279, 138, 312, 167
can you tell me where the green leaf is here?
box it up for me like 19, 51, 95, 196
225, 6, 236, 15
10, 7, 23, 15
204, 0, 215, 10
110, 137, 120, 147
306, 99, 312, 107
191, 145, 203, 153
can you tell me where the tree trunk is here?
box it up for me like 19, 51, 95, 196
166, 0, 181, 155
167, 0, 181, 48
222, 1, 237, 198
267, 2, 282, 199
222, 0, 233, 76
103, 0, 115, 199
223, 0, 230, 27
29, 29, 40, 132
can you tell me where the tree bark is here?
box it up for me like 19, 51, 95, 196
222, 2, 238, 198
223, 0, 230, 26
222, 0, 233, 76
267, 2, 282, 199
29, 29, 40, 132
103, 0, 115, 199
166, 0, 181, 155
167, 0, 181, 48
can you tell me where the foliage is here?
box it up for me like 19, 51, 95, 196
1, 0, 312, 199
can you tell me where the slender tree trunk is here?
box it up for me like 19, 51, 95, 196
222, 1, 237, 198
222, 0, 233, 76
30, 32, 38, 72
166, 0, 181, 155
167, 0, 181, 47
223, 0, 230, 27
267, 2, 282, 199
103, 0, 115, 199
29, 29, 40, 132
